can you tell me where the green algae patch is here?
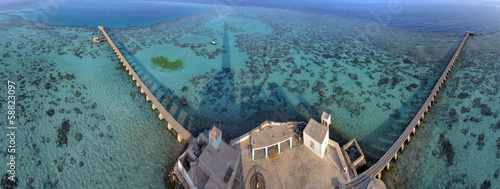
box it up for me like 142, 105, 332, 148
152, 56, 183, 70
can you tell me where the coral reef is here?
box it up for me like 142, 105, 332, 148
56, 120, 71, 147
438, 133, 455, 166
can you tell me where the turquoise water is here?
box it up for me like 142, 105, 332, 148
107, 6, 462, 161
384, 31, 500, 188
0, 15, 185, 188
0, 1, 498, 188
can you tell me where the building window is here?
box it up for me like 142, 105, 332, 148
310, 141, 315, 150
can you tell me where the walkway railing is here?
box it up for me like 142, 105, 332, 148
346, 31, 472, 188
98, 26, 194, 143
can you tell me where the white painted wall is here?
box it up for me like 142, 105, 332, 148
304, 130, 329, 158
209, 134, 221, 150
320, 130, 329, 158
304, 132, 321, 158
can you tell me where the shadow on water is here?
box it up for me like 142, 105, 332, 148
295, 94, 321, 120
103, 23, 307, 143
358, 36, 465, 164
104, 24, 331, 146
194, 22, 237, 139
195, 22, 312, 139
104, 29, 200, 134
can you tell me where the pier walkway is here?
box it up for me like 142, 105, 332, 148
97, 26, 194, 143
345, 32, 473, 188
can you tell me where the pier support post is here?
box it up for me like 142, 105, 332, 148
376, 172, 381, 179
401, 144, 404, 151
136, 82, 140, 87
412, 127, 416, 134
132, 75, 136, 81
394, 153, 398, 160
386, 163, 390, 171
417, 120, 421, 127
152, 103, 157, 110
128, 71, 132, 76
146, 95, 151, 102
141, 88, 145, 94
177, 134, 183, 143
159, 113, 165, 120
168, 123, 173, 130
407, 135, 411, 142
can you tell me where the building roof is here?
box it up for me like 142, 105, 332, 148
304, 118, 328, 143
198, 138, 240, 189
233, 138, 352, 189
321, 112, 331, 121
252, 123, 292, 149
209, 126, 222, 140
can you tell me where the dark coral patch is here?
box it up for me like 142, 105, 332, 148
56, 119, 71, 147
438, 133, 455, 166
46, 109, 55, 116
457, 92, 470, 99
405, 83, 418, 91
480, 104, 493, 116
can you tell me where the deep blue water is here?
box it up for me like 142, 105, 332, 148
3, 0, 500, 33
1, 1, 207, 28
166, 0, 500, 33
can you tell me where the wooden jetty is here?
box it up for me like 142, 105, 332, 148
345, 31, 473, 188
97, 26, 194, 143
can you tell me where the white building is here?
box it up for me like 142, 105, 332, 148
303, 118, 329, 159
321, 111, 332, 127
209, 126, 222, 149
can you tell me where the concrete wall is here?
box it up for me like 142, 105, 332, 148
304, 132, 321, 158
177, 160, 195, 188
209, 134, 221, 150
320, 130, 329, 158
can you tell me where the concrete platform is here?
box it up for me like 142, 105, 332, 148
232, 138, 350, 189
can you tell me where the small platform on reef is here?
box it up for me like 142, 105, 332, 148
92, 37, 106, 43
